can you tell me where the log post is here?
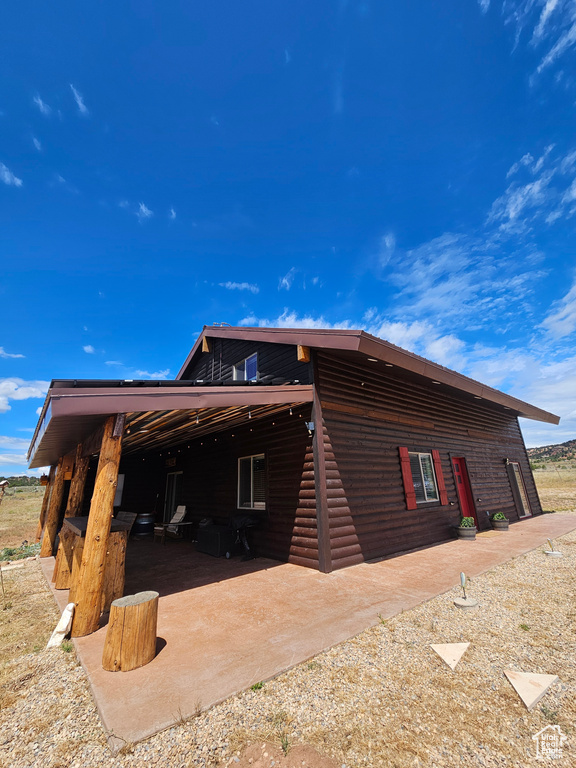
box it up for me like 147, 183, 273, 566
102, 591, 159, 672
100, 530, 128, 612
39, 458, 66, 557
36, 464, 56, 542
67, 536, 85, 604
71, 414, 125, 638
52, 526, 76, 588
64, 443, 90, 517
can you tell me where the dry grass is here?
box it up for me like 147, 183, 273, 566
533, 465, 576, 512
0, 488, 44, 548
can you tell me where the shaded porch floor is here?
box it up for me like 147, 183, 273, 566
40, 513, 576, 747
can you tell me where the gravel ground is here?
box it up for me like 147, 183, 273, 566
1, 516, 575, 768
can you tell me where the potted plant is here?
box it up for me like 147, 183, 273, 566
457, 516, 477, 540
489, 512, 509, 531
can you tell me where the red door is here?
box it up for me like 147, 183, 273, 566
452, 457, 478, 527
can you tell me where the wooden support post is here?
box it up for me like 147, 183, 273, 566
36, 465, 56, 543
201, 336, 211, 353
67, 537, 85, 604
71, 414, 125, 638
102, 591, 159, 672
100, 530, 128, 613
39, 458, 66, 558
52, 527, 75, 588
64, 443, 90, 517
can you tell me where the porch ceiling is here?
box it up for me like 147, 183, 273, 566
28, 383, 313, 467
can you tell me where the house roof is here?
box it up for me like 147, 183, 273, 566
179, 325, 559, 425
28, 324, 559, 468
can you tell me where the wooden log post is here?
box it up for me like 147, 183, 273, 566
102, 591, 159, 672
71, 414, 125, 638
101, 530, 128, 612
39, 458, 66, 558
64, 443, 90, 517
36, 465, 56, 543
67, 536, 85, 604
52, 526, 76, 588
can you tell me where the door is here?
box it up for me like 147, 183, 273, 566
452, 457, 477, 527
164, 471, 182, 523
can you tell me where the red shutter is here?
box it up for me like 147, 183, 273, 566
399, 446, 417, 510
432, 449, 448, 505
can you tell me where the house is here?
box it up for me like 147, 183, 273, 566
30, 326, 558, 635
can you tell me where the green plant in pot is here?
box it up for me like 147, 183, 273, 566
489, 512, 509, 531
457, 516, 477, 540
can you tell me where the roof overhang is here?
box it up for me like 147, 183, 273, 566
28, 383, 313, 468
178, 326, 560, 426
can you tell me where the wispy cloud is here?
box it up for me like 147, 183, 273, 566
219, 281, 259, 294
240, 309, 354, 330
105, 360, 123, 366
278, 267, 297, 291
83, 345, 95, 354
0, 163, 23, 187
0, 379, 49, 413
478, 0, 490, 13
136, 202, 153, 222
70, 84, 89, 115
0, 435, 30, 451
540, 277, 576, 339
0, 453, 29, 466
169, 207, 176, 220
134, 369, 170, 380
32, 136, 42, 151
0, 347, 24, 359
33, 94, 51, 116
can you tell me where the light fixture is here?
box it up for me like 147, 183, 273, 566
289, 407, 293, 416
140, 429, 149, 433
385, 363, 393, 368
248, 409, 252, 419
305, 420, 315, 437
474, 396, 482, 400
196, 412, 199, 424
367, 357, 378, 362
431, 380, 441, 385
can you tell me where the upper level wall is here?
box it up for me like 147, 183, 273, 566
314, 350, 542, 569
180, 338, 313, 384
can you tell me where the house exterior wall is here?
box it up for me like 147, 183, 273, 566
119, 404, 320, 568
314, 351, 542, 570
180, 338, 312, 384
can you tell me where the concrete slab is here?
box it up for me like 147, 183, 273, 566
39, 512, 576, 746
430, 643, 470, 670
504, 670, 559, 710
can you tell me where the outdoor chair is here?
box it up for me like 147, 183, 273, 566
153, 505, 191, 544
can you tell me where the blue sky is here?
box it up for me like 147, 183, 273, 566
2, 1, 576, 475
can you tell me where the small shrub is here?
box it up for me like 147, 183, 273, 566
519, 623, 530, 631
61, 640, 74, 652
250, 681, 264, 691
459, 517, 475, 528
491, 512, 507, 521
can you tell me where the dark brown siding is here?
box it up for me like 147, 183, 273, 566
119, 404, 319, 568
180, 338, 312, 384
315, 351, 542, 569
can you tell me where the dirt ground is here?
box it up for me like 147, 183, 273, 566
0, 487, 44, 548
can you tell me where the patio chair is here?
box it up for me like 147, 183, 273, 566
153, 505, 189, 544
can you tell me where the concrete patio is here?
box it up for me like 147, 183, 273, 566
40, 512, 576, 747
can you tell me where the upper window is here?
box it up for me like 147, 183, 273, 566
234, 353, 258, 382
409, 452, 439, 503
238, 454, 266, 509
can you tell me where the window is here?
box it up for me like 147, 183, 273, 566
409, 452, 439, 503
507, 461, 532, 518
399, 446, 447, 509
234, 353, 258, 381
238, 454, 266, 509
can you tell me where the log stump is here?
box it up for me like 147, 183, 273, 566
102, 591, 159, 672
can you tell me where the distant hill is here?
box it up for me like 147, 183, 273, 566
527, 438, 576, 462
0, 476, 40, 487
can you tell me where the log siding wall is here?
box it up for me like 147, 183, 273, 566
315, 351, 542, 569
181, 339, 312, 384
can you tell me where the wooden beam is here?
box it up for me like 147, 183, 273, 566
297, 345, 311, 363
65, 443, 90, 517
202, 336, 212, 353
35, 464, 56, 542
71, 414, 125, 638
39, 458, 66, 557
